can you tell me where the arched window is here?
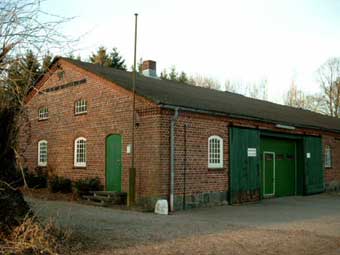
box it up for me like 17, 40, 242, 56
324, 145, 332, 168
208, 135, 223, 168
74, 137, 87, 167
38, 140, 48, 166
75, 99, 87, 115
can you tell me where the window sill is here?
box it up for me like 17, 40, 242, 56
74, 112, 87, 116
208, 167, 225, 171
73, 166, 87, 169
38, 118, 49, 121
325, 166, 333, 169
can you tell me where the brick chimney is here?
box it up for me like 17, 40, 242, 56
142, 60, 157, 78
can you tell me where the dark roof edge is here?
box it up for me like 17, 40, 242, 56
159, 103, 340, 135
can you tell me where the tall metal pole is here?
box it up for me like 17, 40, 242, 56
129, 13, 138, 206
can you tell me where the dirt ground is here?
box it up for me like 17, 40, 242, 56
26, 194, 340, 255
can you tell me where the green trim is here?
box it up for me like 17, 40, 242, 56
260, 130, 304, 140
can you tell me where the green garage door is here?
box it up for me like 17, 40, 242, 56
304, 136, 324, 194
261, 138, 296, 198
229, 127, 260, 204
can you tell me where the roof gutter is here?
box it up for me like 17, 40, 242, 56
158, 103, 340, 135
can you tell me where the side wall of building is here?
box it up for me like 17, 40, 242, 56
19, 60, 162, 202
154, 109, 340, 211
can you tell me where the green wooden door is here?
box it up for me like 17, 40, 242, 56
261, 138, 296, 197
263, 152, 275, 197
304, 136, 324, 194
229, 127, 260, 204
106, 134, 122, 192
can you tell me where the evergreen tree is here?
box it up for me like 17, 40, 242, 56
169, 66, 178, 81
160, 69, 169, 80
42, 51, 53, 74
178, 71, 188, 83
109, 47, 126, 70
8, 50, 41, 99
89, 46, 111, 67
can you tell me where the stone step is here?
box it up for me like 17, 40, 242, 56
83, 191, 128, 205
91, 191, 126, 197
83, 195, 114, 203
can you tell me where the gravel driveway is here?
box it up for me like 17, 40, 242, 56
26, 194, 340, 255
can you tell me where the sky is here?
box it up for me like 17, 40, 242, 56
42, 0, 340, 103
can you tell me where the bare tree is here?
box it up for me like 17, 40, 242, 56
224, 78, 268, 100
317, 57, 340, 117
0, 0, 76, 234
188, 74, 221, 90
284, 80, 323, 112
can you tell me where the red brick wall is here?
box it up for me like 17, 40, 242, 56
19, 59, 161, 201
323, 135, 340, 188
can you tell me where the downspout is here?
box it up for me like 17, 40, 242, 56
170, 108, 179, 212
183, 123, 187, 210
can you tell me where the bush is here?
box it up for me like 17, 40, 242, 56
48, 176, 72, 193
24, 167, 48, 189
1, 217, 76, 255
73, 177, 102, 196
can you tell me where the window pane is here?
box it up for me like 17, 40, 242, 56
75, 139, 86, 166
38, 141, 48, 165
38, 107, 48, 120
75, 99, 87, 114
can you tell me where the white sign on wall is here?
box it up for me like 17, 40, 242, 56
127, 144, 132, 154
247, 148, 257, 157
306, 152, 311, 159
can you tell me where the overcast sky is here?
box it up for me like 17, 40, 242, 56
43, 0, 340, 103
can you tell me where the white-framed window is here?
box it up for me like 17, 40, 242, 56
208, 135, 223, 168
324, 145, 332, 168
74, 137, 87, 167
38, 140, 48, 166
38, 107, 48, 120
75, 99, 87, 115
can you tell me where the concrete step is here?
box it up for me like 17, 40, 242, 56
83, 191, 128, 206
90, 190, 127, 197
83, 195, 114, 203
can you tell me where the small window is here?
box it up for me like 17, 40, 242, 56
38, 107, 48, 120
75, 99, 87, 115
38, 140, 48, 166
324, 145, 332, 168
74, 137, 86, 167
208, 135, 223, 168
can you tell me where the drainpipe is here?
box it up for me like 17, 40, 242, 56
170, 108, 179, 212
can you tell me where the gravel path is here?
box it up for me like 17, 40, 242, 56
26, 194, 340, 254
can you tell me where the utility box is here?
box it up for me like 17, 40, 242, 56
155, 200, 168, 215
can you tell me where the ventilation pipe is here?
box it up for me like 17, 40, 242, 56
170, 108, 179, 212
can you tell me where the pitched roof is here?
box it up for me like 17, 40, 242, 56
61, 57, 340, 133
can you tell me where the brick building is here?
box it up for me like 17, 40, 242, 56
20, 57, 340, 211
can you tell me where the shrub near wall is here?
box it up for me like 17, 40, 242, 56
73, 177, 102, 196
24, 167, 48, 189
48, 176, 72, 193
